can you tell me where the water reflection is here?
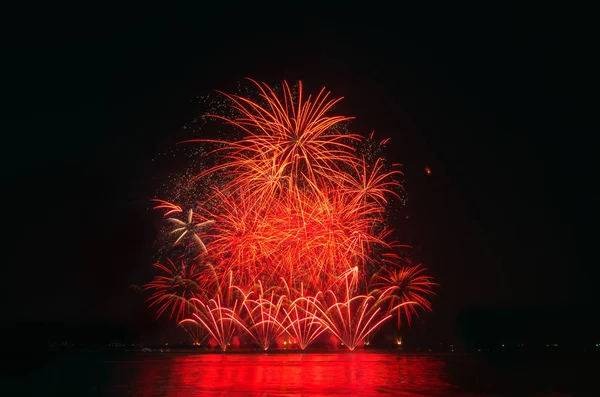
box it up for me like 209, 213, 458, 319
118, 352, 452, 396
6, 351, 598, 396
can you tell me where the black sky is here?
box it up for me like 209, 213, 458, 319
4, 5, 597, 340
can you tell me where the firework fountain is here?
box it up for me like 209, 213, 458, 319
145, 79, 436, 350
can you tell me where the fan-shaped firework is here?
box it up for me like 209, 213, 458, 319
144, 79, 436, 349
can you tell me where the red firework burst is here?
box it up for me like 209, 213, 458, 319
144, 258, 205, 321
370, 263, 437, 326
145, 80, 436, 350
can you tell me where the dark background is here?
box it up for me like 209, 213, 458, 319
3, 4, 597, 348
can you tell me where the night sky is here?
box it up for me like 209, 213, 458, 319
4, 5, 597, 343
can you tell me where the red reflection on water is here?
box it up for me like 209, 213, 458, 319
129, 352, 452, 397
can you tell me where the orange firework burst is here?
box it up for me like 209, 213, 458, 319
145, 79, 436, 350
188, 80, 360, 189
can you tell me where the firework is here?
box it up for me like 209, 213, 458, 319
145, 258, 205, 320
304, 268, 407, 350
166, 209, 214, 252
370, 263, 437, 327
230, 281, 288, 350
180, 272, 241, 351
279, 280, 327, 350
144, 80, 436, 350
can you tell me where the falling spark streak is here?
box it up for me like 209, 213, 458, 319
179, 320, 208, 346
152, 199, 183, 217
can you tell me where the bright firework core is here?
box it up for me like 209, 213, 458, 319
145, 79, 436, 351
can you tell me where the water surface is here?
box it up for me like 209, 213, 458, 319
4, 350, 598, 396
